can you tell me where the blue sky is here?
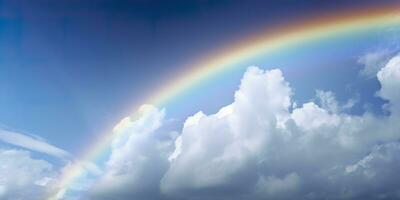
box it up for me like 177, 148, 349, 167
0, 0, 396, 153
1, 1, 400, 199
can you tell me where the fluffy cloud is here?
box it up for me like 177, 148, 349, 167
377, 54, 400, 112
161, 67, 292, 198
92, 54, 400, 200
0, 149, 57, 200
90, 105, 175, 200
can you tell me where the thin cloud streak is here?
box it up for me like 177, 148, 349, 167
0, 129, 71, 159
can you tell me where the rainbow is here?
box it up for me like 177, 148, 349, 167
50, 6, 400, 199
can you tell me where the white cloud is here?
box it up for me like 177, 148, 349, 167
0, 129, 102, 200
315, 90, 340, 113
291, 102, 340, 131
0, 130, 79, 199
377, 54, 400, 113
91, 53, 400, 200
167, 135, 182, 162
358, 49, 393, 78
161, 67, 292, 198
0, 149, 57, 200
159, 56, 400, 199
90, 105, 174, 199
0, 129, 70, 159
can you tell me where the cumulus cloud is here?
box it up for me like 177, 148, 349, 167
90, 105, 175, 200
91, 54, 400, 200
377, 53, 400, 112
0, 129, 70, 159
0, 149, 57, 200
161, 67, 292, 198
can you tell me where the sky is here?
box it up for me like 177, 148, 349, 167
0, 0, 397, 153
1, 0, 400, 200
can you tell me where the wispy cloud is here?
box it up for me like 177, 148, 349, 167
358, 49, 393, 78
0, 129, 71, 159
